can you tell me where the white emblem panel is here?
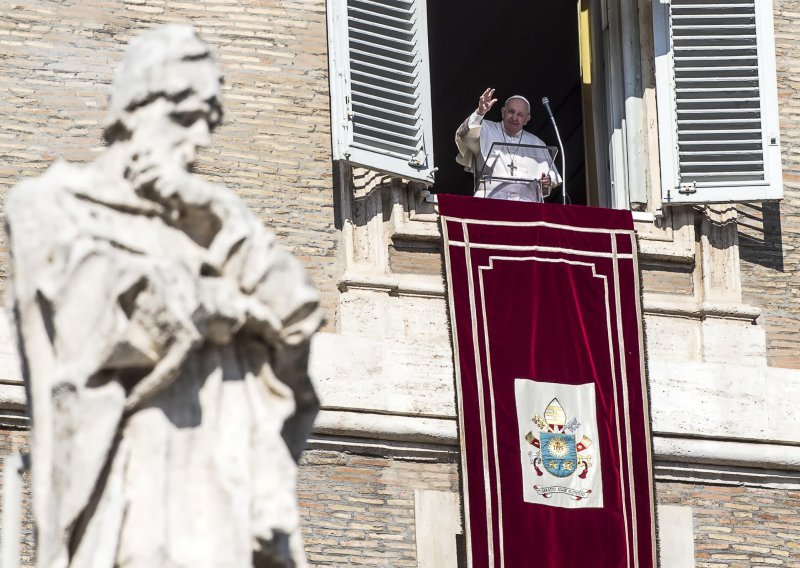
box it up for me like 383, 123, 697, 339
514, 379, 604, 509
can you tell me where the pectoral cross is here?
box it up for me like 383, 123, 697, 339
508, 160, 517, 176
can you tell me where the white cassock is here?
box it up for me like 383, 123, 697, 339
455, 111, 561, 202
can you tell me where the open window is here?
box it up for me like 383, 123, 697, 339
329, 0, 729, 210
425, 1, 589, 205
327, 0, 591, 201
653, 0, 783, 204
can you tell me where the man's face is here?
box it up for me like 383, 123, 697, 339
501, 99, 531, 136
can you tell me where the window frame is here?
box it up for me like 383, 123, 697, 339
326, 0, 436, 185
653, 0, 783, 205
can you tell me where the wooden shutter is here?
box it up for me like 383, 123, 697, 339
327, 0, 435, 184
654, 0, 782, 203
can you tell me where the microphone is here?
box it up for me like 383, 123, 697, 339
541, 96, 567, 204
541, 97, 555, 121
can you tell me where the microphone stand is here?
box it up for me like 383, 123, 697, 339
542, 97, 567, 205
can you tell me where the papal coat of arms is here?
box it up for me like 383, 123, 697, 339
524, 398, 593, 499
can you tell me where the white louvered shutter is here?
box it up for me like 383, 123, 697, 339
653, 0, 782, 204
327, 0, 435, 184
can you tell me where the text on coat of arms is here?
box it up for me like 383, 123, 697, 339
524, 398, 593, 499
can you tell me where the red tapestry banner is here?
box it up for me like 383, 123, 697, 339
439, 195, 656, 568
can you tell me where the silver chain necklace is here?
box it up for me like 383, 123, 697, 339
501, 127, 523, 176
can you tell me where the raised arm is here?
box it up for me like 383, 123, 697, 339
456, 88, 499, 171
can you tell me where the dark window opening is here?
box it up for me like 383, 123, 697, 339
427, 1, 587, 205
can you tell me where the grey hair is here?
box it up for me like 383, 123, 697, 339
504, 95, 531, 114
103, 24, 223, 142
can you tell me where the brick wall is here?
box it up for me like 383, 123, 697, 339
656, 481, 800, 567
738, 0, 800, 369
1, 441, 460, 567
0, 0, 341, 325
298, 451, 459, 566
9, 443, 800, 567
0, 430, 33, 567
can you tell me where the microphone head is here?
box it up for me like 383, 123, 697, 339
541, 97, 550, 106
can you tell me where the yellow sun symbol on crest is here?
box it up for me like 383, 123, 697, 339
546, 437, 569, 458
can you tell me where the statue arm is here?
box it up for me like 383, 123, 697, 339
133, 165, 322, 347
131, 172, 323, 448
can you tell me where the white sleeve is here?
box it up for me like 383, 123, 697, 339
467, 111, 484, 128
455, 111, 485, 170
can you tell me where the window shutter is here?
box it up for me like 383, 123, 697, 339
653, 0, 782, 204
327, 0, 435, 184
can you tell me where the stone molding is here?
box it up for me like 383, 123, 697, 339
338, 271, 444, 297
308, 426, 800, 489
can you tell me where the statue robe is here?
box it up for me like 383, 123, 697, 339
6, 159, 322, 568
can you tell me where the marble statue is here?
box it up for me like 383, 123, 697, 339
5, 25, 322, 568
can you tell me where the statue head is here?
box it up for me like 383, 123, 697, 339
103, 24, 223, 160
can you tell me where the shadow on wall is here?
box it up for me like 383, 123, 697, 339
737, 202, 784, 271
333, 164, 394, 231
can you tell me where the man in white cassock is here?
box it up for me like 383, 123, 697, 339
455, 88, 562, 202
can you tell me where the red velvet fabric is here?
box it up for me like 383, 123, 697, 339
439, 195, 656, 568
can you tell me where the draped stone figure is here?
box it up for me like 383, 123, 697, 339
5, 25, 322, 568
